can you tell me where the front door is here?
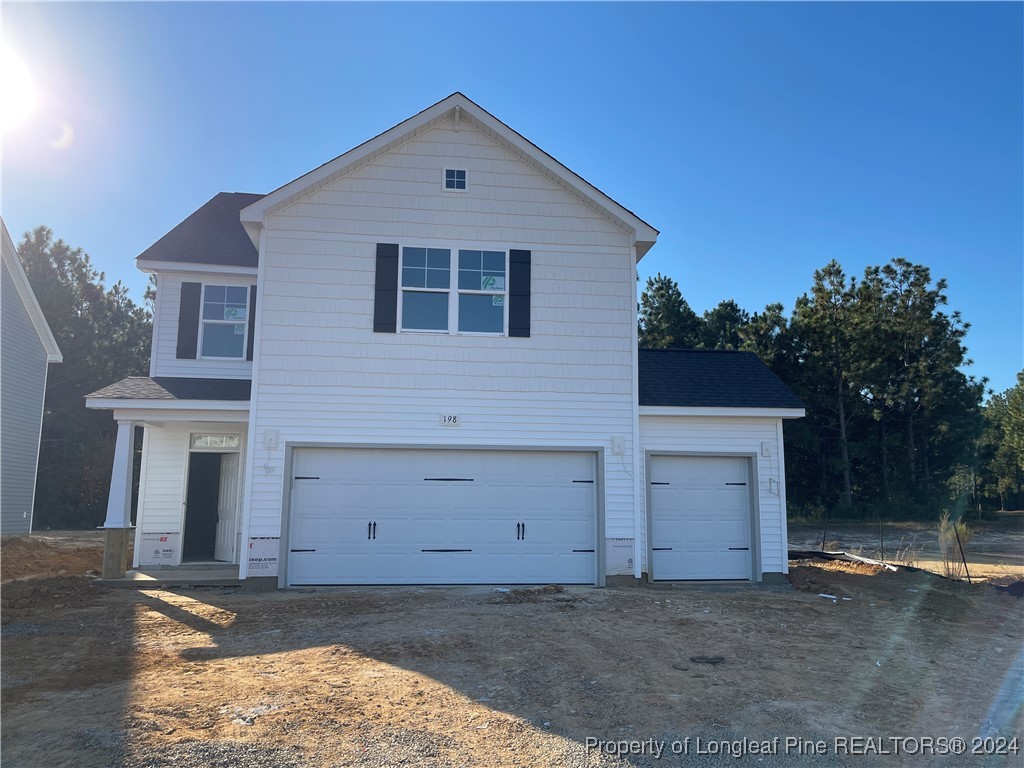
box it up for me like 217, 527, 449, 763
214, 452, 240, 562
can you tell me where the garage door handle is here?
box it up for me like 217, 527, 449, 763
651, 482, 670, 486
726, 483, 747, 486
652, 547, 672, 551
372, 522, 377, 540
421, 549, 473, 553
728, 547, 749, 551
424, 477, 474, 482
572, 549, 595, 553
290, 549, 316, 553
522, 522, 525, 540
516, 522, 522, 540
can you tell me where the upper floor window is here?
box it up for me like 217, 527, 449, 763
443, 169, 467, 191
200, 285, 248, 358
399, 247, 506, 334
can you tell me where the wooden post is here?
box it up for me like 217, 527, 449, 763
102, 527, 131, 579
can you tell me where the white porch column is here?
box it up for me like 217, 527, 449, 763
103, 420, 136, 528
101, 420, 135, 578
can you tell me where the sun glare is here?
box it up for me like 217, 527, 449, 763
0, 42, 37, 134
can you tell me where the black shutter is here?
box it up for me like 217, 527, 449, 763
176, 282, 202, 359
373, 243, 400, 333
246, 285, 257, 361
508, 249, 531, 338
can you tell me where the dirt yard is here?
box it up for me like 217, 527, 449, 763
2, 537, 1022, 767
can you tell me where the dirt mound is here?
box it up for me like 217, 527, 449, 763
496, 584, 565, 603
1, 536, 104, 581
1, 575, 110, 616
992, 581, 1024, 598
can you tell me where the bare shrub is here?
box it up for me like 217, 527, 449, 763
938, 512, 974, 580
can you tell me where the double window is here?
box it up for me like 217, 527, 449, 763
200, 285, 248, 358
400, 247, 506, 334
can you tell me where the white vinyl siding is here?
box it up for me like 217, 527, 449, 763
245, 121, 637, 573
150, 272, 255, 379
640, 415, 788, 575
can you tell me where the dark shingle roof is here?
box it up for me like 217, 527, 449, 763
638, 349, 805, 409
136, 192, 264, 268
87, 377, 251, 401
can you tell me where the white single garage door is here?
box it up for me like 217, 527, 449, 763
649, 456, 754, 580
288, 448, 597, 585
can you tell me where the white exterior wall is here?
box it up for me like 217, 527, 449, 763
150, 271, 255, 379
244, 121, 639, 576
639, 415, 789, 575
134, 422, 246, 566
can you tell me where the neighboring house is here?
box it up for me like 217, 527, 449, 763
1, 217, 62, 535
86, 93, 804, 586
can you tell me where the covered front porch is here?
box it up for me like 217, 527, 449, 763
85, 376, 251, 579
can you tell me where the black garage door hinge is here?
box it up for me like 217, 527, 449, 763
728, 547, 750, 551
290, 549, 316, 553
421, 549, 473, 553
294, 476, 319, 480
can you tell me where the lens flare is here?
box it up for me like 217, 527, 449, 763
0, 42, 37, 134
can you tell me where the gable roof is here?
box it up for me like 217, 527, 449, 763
136, 192, 264, 269
1, 218, 62, 363
638, 349, 805, 410
240, 93, 659, 260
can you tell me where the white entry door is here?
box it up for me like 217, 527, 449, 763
649, 456, 753, 580
214, 452, 240, 562
288, 448, 597, 585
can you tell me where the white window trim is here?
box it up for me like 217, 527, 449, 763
198, 284, 249, 360
441, 168, 469, 193
398, 246, 508, 336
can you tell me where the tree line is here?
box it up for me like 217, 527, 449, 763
639, 259, 1023, 519
18, 226, 151, 529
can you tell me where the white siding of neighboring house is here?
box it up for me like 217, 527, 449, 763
0, 260, 49, 534
134, 422, 247, 566
243, 120, 639, 575
639, 415, 789, 575
149, 271, 255, 379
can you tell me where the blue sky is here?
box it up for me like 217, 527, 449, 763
3, 2, 1021, 394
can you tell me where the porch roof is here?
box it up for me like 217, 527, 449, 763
86, 376, 252, 402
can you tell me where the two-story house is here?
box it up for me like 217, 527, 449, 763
87, 93, 804, 588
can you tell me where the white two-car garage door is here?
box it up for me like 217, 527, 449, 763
649, 455, 754, 580
287, 448, 597, 585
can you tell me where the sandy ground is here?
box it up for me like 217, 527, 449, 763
2, 537, 1023, 767
789, 512, 1024, 581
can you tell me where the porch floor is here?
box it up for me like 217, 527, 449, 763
97, 564, 242, 589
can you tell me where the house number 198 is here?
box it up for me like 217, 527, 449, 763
439, 415, 460, 427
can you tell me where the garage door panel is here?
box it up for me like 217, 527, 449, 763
650, 456, 753, 581
288, 449, 596, 585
